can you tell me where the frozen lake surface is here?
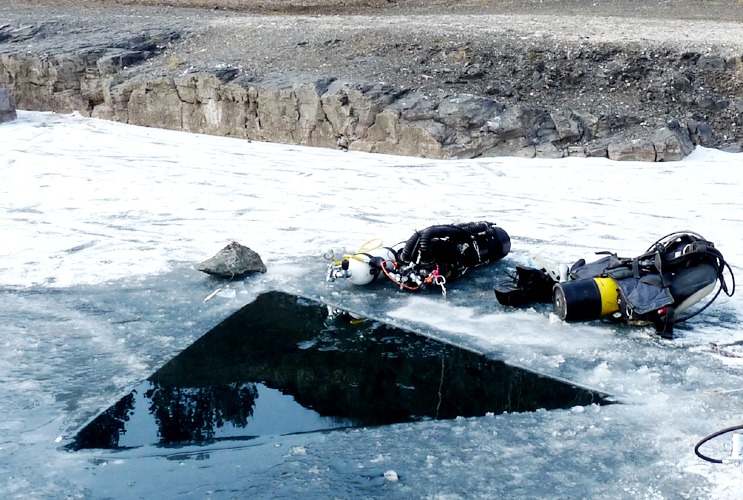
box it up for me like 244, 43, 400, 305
1, 111, 742, 498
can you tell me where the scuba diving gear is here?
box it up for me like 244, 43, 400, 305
345, 245, 398, 286
327, 222, 511, 294
495, 231, 735, 338
493, 266, 555, 306
552, 276, 620, 322
399, 222, 511, 276
326, 239, 398, 285
392, 221, 511, 292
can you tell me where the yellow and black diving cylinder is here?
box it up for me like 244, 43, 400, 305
552, 277, 620, 321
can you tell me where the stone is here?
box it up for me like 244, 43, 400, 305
574, 111, 600, 140
0, 87, 17, 123
437, 94, 501, 129
670, 72, 692, 91
534, 142, 564, 158
652, 125, 694, 161
607, 138, 656, 162
688, 121, 715, 146
550, 110, 583, 142
696, 55, 726, 71
485, 105, 527, 140
566, 145, 587, 157
198, 241, 267, 278
127, 77, 183, 130
696, 96, 717, 109
585, 142, 609, 158
96, 50, 151, 76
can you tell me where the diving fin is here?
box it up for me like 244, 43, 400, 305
494, 266, 555, 307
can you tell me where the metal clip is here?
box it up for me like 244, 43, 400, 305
434, 275, 447, 297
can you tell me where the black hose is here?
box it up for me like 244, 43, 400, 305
414, 224, 466, 264
401, 222, 488, 264
400, 230, 422, 263
694, 424, 743, 464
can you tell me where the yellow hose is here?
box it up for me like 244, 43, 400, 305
329, 238, 384, 266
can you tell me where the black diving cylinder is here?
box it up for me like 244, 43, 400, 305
552, 277, 620, 322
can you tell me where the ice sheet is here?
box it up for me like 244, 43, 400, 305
1, 111, 742, 498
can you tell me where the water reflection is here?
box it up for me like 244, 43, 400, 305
147, 382, 258, 443
69, 291, 611, 450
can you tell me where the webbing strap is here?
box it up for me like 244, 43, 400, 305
654, 252, 668, 287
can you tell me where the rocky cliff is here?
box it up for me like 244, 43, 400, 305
1, 6, 742, 161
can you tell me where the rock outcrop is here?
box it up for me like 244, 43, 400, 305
1, 20, 741, 161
